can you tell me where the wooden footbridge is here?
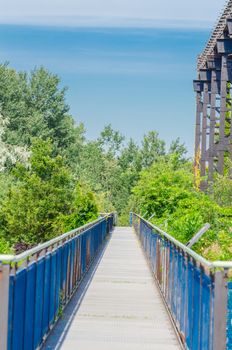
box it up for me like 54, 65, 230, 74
194, 0, 232, 188
0, 213, 232, 350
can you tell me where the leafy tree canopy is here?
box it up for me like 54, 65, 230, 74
0, 139, 98, 247
131, 157, 232, 261
1, 63, 231, 262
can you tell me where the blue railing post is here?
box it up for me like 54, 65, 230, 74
0, 213, 115, 350
212, 270, 228, 350
228, 282, 232, 348
0, 263, 10, 350
132, 212, 232, 350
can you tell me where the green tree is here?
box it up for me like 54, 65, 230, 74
141, 131, 165, 168
77, 141, 106, 192
131, 156, 232, 261
98, 124, 125, 158
0, 65, 84, 160
119, 138, 142, 173
0, 139, 74, 244
0, 139, 98, 249
132, 157, 193, 218
169, 137, 188, 164
61, 183, 98, 231
210, 174, 232, 207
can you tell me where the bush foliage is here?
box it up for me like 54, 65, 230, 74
0, 63, 231, 261
131, 157, 232, 261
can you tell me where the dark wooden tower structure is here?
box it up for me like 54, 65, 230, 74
194, 0, 232, 189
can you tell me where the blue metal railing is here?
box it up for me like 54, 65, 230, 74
0, 213, 115, 350
228, 283, 232, 349
131, 213, 231, 350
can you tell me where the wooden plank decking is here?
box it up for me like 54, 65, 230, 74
43, 227, 181, 350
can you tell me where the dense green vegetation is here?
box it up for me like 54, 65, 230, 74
131, 157, 232, 260
0, 63, 231, 260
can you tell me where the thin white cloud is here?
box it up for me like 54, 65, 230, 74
0, 36, 192, 74
0, 0, 227, 28
0, 15, 214, 29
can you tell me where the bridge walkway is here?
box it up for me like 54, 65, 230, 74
43, 227, 181, 350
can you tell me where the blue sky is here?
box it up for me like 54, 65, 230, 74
0, 0, 226, 154
0, 0, 226, 27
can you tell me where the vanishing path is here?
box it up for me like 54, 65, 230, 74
43, 227, 181, 350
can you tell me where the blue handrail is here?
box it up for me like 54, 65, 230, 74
0, 213, 115, 350
131, 213, 231, 350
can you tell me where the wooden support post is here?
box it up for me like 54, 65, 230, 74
230, 88, 232, 178
200, 82, 209, 190
195, 91, 202, 159
218, 55, 228, 175
208, 70, 217, 182
194, 90, 202, 189
229, 86, 232, 179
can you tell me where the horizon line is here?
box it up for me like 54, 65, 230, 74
0, 15, 214, 30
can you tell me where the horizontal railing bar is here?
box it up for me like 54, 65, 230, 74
133, 212, 230, 349
2, 211, 114, 350
0, 255, 15, 261
212, 261, 232, 268
0, 213, 114, 264
134, 213, 212, 267
133, 213, 232, 269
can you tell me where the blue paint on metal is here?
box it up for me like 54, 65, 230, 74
49, 252, 57, 326
148, 231, 152, 264
172, 248, 178, 319
192, 267, 201, 350
101, 221, 104, 244
55, 247, 62, 316
89, 229, 93, 261
66, 241, 71, 297
34, 258, 45, 349
74, 237, 77, 280
5, 215, 114, 350
186, 261, 194, 349
7, 275, 14, 350
69, 239, 74, 288
12, 269, 27, 350
24, 263, 36, 350
180, 254, 186, 333
168, 244, 173, 308
200, 273, 212, 350
154, 234, 158, 271
82, 235, 87, 274
66, 242, 71, 297
80, 235, 84, 277
176, 252, 182, 326
62, 243, 68, 294
76, 236, 81, 282
132, 214, 223, 350
227, 282, 232, 350
151, 233, 156, 272
42, 254, 51, 336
